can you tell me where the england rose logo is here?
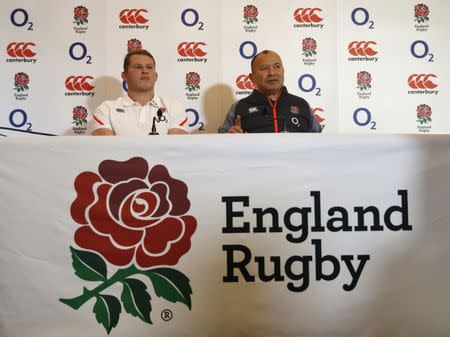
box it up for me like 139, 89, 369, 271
72, 106, 88, 126
414, 4, 429, 23
14, 72, 29, 93
243, 5, 258, 24
357, 71, 372, 91
302, 38, 317, 57
74, 6, 89, 25
185, 72, 200, 92
127, 39, 142, 52
60, 157, 197, 333
416, 104, 432, 124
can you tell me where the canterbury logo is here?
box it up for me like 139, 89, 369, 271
236, 75, 255, 90
7, 42, 36, 58
65, 76, 95, 91
294, 8, 323, 23
408, 74, 438, 89
177, 42, 207, 57
348, 41, 378, 56
119, 9, 149, 24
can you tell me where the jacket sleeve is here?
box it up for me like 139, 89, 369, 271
218, 102, 238, 133
308, 105, 322, 133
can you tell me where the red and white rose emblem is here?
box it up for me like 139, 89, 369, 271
416, 104, 432, 124
185, 72, 201, 92
357, 71, 372, 91
14, 72, 29, 86
302, 38, 317, 57
414, 4, 429, 23
72, 106, 88, 127
415, 4, 429, 18
71, 157, 196, 268
243, 5, 258, 24
14, 72, 30, 92
61, 157, 197, 333
127, 38, 142, 52
74, 6, 89, 25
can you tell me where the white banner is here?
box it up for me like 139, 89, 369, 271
1, 134, 450, 336
1, 1, 449, 135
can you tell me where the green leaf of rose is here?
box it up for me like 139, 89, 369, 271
70, 246, 107, 282
143, 268, 192, 309
121, 278, 152, 324
93, 294, 121, 334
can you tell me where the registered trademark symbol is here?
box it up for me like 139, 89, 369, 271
161, 309, 173, 321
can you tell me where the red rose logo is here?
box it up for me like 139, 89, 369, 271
357, 71, 371, 85
243, 5, 258, 24
72, 106, 88, 126
302, 38, 317, 51
61, 157, 197, 333
14, 72, 29, 86
414, 4, 429, 23
244, 5, 258, 18
356, 71, 372, 91
127, 38, 142, 52
302, 38, 317, 57
186, 72, 200, 85
74, 6, 89, 25
415, 4, 429, 17
417, 104, 432, 117
416, 104, 432, 125
71, 157, 196, 268
185, 72, 200, 92
14, 72, 29, 93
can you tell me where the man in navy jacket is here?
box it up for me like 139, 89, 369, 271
219, 50, 321, 133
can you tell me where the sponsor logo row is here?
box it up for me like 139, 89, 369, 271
7, 103, 433, 136
4, 39, 438, 65
9, 72, 439, 101
10, 5, 432, 33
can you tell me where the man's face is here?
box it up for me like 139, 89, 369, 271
122, 54, 158, 93
249, 51, 285, 96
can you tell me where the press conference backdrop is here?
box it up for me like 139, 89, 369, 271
0, 0, 449, 135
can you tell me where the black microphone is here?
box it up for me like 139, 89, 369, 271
157, 108, 163, 121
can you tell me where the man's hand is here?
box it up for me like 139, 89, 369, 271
92, 128, 114, 136
228, 115, 243, 133
168, 128, 189, 134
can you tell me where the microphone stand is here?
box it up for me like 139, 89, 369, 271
148, 117, 159, 135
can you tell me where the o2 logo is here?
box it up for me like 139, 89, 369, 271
181, 9, 204, 30
10, 8, 34, 30
351, 7, 375, 29
298, 74, 322, 96
185, 108, 204, 131
69, 42, 92, 64
353, 108, 376, 130
411, 40, 434, 62
9, 109, 32, 131
239, 41, 258, 60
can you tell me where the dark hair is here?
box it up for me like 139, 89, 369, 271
250, 50, 272, 72
123, 49, 156, 71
